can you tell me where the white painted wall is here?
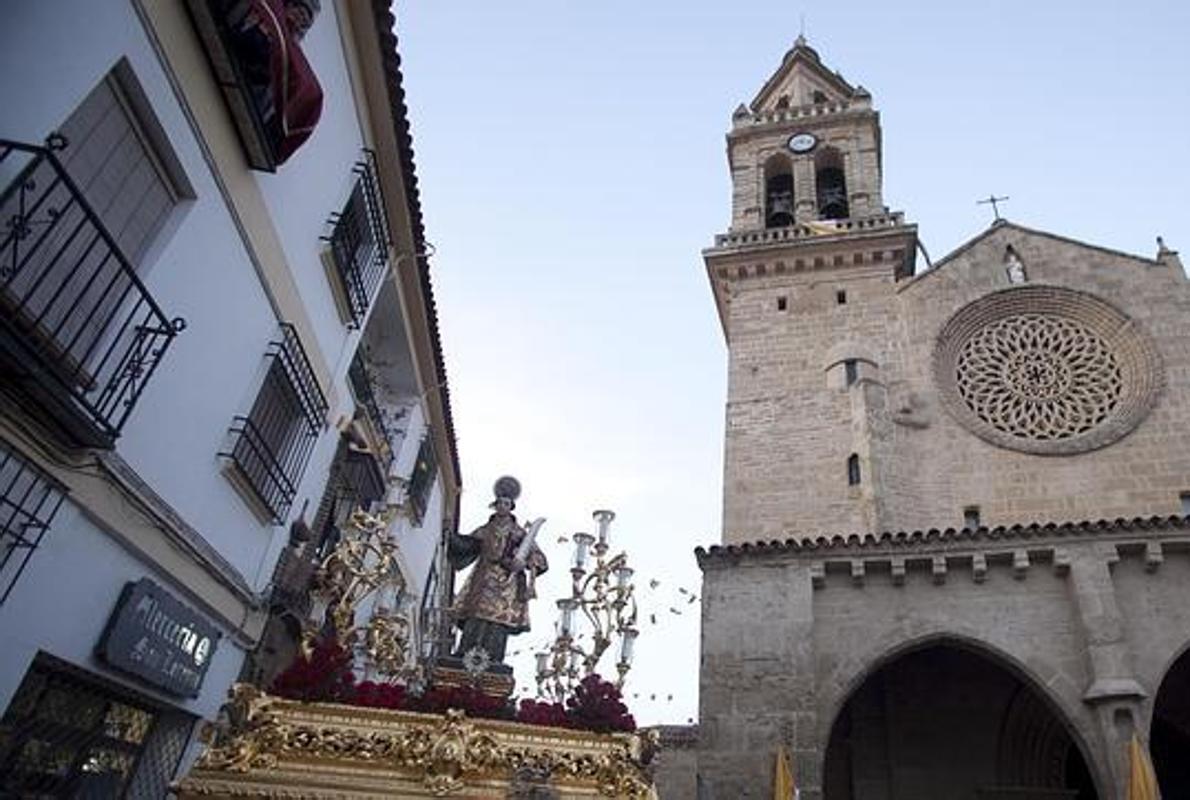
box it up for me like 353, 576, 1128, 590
0, 0, 451, 732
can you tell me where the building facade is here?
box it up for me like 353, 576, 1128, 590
0, 1, 459, 795
695, 39, 1190, 799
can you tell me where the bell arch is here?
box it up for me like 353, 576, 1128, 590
763, 152, 795, 228
814, 145, 849, 220
822, 635, 1104, 800
1151, 642, 1190, 797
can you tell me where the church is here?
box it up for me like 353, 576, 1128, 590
691, 37, 1190, 799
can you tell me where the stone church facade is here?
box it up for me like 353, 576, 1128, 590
692, 38, 1190, 800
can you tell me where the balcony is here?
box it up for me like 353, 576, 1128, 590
347, 351, 399, 472
0, 139, 183, 449
185, 0, 324, 171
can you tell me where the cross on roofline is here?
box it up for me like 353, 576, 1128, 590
978, 194, 1010, 223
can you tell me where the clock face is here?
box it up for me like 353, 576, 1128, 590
788, 132, 817, 153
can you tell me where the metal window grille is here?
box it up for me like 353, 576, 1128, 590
0, 139, 183, 448
221, 323, 327, 523
347, 350, 398, 471
0, 442, 67, 605
0, 654, 194, 799
407, 436, 437, 524
322, 152, 391, 328
310, 439, 386, 560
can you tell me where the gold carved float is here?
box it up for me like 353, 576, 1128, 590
175, 685, 657, 798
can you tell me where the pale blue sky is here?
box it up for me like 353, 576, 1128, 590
397, 1, 1189, 725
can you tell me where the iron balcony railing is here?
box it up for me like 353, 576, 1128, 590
0, 441, 66, 605
0, 138, 184, 448
322, 151, 391, 328
347, 351, 398, 471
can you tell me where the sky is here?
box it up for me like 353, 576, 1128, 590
395, 1, 1190, 726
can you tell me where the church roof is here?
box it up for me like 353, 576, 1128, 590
901, 220, 1164, 291
750, 35, 861, 112
695, 514, 1190, 567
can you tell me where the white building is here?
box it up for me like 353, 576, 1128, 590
0, 0, 460, 794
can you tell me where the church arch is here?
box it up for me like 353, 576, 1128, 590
1151, 642, 1190, 797
821, 634, 1105, 800
763, 152, 795, 228
814, 145, 849, 219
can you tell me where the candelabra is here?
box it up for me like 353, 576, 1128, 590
535, 509, 639, 703
306, 509, 416, 681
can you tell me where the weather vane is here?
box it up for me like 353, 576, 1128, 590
978, 194, 1010, 223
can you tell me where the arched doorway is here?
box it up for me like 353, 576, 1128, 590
1152, 646, 1190, 797
823, 644, 1098, 800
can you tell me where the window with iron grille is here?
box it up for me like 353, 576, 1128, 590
310, 438, 386, 561
407, 436, 437, 524
0, 441, 67, 605
322, 152, 390, 328
0, 653, 194, 799
221, 323, 327, 524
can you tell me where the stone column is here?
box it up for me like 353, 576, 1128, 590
1065, 544, 1146, 797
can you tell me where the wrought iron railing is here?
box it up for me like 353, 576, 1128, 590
221, 323, 327, 523
0, 441, 66, 605
322, 151, 391, 328
347, 351, 398, 471
269, 544, 320, 617
0, 138, 184, 448
407, 435, 437, 525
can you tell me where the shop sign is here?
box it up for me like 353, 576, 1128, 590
97, 578, 221, 697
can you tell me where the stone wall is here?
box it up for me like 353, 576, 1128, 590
717, 223, 1190, 544
695, 521, 1190, 799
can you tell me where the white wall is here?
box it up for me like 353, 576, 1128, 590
0, 0, 450, 723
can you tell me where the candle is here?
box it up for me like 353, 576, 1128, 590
535, 652, 549, 676
592, 509, 615, 547
557, 598, 577, 636
618, 626, 638, 666
572, 532, 595, 569
614, 564, 634, 590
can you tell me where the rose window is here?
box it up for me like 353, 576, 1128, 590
934, 286, 1163, 455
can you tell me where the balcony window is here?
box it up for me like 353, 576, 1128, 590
186, 0, 324, 170
0, 654, 194, 798
221, 323, 327, 523
323, 152, 391, 328
0, 442, 66, 605
0, 67, 187, 448
407, 436, 437, 524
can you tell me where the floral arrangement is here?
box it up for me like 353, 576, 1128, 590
269, 637, 356, 703
269, 639, 635, 733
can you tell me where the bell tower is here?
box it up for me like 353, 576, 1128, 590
705, 37, 919, 543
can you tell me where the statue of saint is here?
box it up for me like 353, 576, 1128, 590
448, 477, 548, 669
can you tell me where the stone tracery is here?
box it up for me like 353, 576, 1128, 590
955, 313, 1123, 441
934, 286, 1163, 455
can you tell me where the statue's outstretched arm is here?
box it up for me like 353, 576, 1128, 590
447, 532, 481, 570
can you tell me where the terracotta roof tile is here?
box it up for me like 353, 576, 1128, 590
695, 515, 1190, 566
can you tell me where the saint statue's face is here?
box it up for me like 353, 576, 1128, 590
493, 496, 514, 515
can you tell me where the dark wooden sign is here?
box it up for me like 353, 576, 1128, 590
97, 578, 221, 698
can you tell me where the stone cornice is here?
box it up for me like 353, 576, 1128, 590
696, 515, 1190, 569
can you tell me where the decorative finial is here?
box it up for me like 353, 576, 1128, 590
1157, 236, 1168, 253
